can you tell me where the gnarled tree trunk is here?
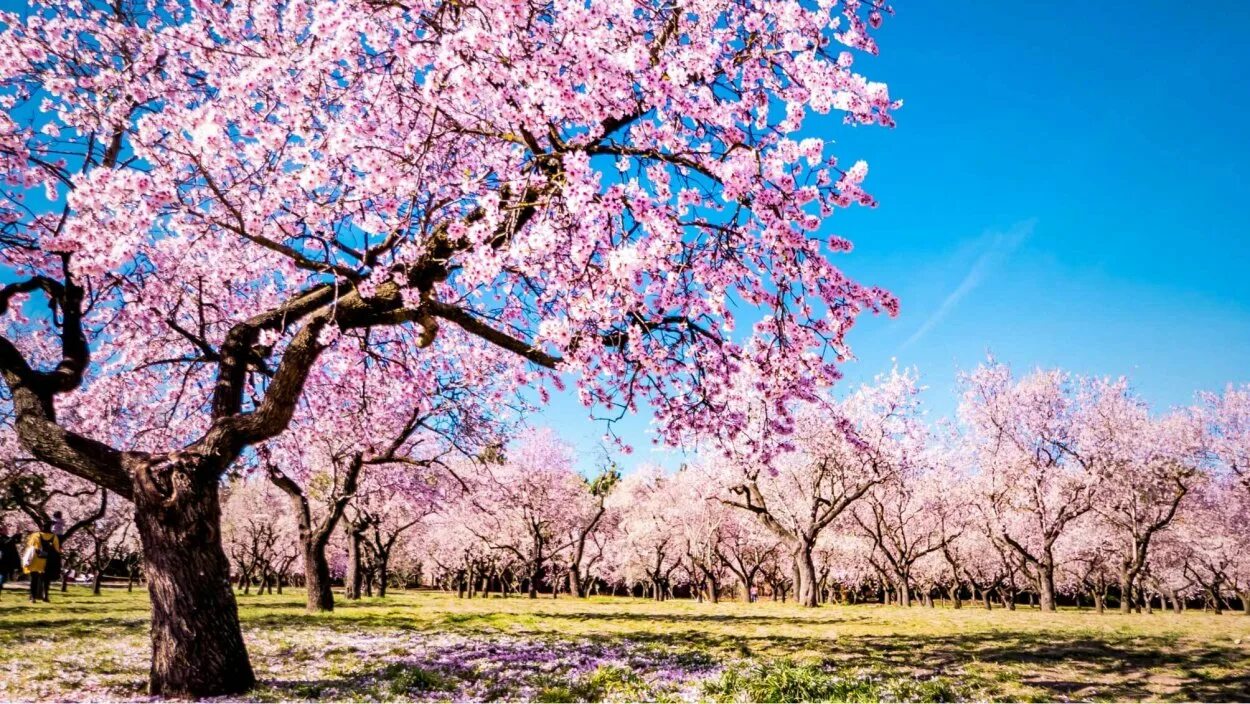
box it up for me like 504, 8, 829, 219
266, 456, 361, 613
133, 461, 254, 697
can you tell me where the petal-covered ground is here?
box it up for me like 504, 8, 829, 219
1, 586, 1248, 701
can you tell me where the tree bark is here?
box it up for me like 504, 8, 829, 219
304, 540, 333, 611
794, 543, 819, 608
133, 466, 255, 697
1038, 567, 1058, 612
344, 526, 364, 600
897, 577, 912, 608
569, 565, 587, 598
377, 555, 390, 598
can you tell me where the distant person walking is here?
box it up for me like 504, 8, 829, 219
21, 522, 60, 603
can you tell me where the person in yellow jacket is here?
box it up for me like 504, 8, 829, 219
22, 521, 60, 604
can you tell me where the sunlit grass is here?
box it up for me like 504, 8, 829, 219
1, 584, 1247, 701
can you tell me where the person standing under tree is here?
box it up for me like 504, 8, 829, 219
21, 521, 60, 604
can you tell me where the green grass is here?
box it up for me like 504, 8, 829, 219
1, 584, 1248, 701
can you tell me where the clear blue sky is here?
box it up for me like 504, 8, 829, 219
544, 0, 1250, 472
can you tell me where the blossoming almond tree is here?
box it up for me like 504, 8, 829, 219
959, 362, 1098, 612
850, 447, 957, 608
258, 332, 512, 612
0, 0, 897, 694
719, 368, 927, 607
456, 428, 585, 598
349, 464, 445, 598
221, 478, 299, 595
607, 466, 688, 600
561, 463, 620, 598
1076, 379, 1205, 613
1202, 384, 1250, 495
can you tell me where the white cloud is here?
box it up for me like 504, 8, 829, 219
899, 219, 1036, 352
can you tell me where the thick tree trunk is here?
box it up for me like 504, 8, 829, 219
795, 544, 818, 608
738, 575, 756, 603
345, 529, 363, 600
1038, 568, 1058, 612
92, 570, 103, 596
304, 539, 334, 612
377, 556, 389, 598
1209, 586, 1223, 614
133, 473, 254, 698
897, 577, 912, 608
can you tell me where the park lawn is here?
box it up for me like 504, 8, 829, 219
0, 585, 1248, 702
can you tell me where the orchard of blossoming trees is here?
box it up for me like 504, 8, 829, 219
210, 368, 1249, 620
7, 364, 1249, 620
209, 366, 1250, 619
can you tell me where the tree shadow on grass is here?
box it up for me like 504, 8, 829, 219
512, 611, 1250, 701
239, 603, 1250, 700
0, 614, 148, 641
243, 611, 431, 633
525, 609, 878, 627
257, 633, 720, 703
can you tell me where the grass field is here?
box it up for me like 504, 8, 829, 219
1, 585, 1248, 702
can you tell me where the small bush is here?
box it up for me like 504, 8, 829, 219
703, 660, 971, 703
534, 684, 577, 702
887, 676, 963, 702
379, 663, 451, 695
535, 665, 654, 702
704, 660, 876, 702
579, 664, 652, 700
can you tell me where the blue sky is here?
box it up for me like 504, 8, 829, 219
545, 0, 1250, 471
